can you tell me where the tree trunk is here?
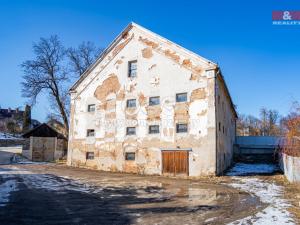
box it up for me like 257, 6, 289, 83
55, 95, 69, 138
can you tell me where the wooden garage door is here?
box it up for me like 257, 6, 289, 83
162, 151, 189, 176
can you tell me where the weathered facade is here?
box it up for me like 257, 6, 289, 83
67, 23, 237, 176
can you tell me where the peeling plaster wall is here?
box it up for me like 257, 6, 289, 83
215, 75, 236, 175
67, 26, 225, 176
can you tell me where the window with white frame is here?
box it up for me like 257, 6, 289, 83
127, 99, 136, 108
126, 127, 136, 135
86, 152, 94, 160
149, 96, 160, 106
176, 123, 188, 133
87, 104, 95, 112
176, 93, 187, 102
149, 125, 159, 134
125, 152, 135, 161
128, 61, 137, 78
87, 129, 95, 137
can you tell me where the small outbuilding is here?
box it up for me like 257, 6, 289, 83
22, 123, 67, 162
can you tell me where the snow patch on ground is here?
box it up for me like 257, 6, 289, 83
0, 179, 18, 207
0, 132, 21, 140
0, 166, 95, 194
227, 163, 279, 176
227, 163, 295, 225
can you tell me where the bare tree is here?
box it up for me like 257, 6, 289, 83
21, 35, 69, 135
67, 41, 102, 77
280, 101, 300, 156
237, 108, 281, 136
260, 107, 268, 136
237, 114, 261, 136
268, 110, 280, 136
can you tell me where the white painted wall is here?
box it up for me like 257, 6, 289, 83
68, 24, 234, 176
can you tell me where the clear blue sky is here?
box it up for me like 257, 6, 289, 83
0, 0, 300, 122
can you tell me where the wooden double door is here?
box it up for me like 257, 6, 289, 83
162, 150, 189, 176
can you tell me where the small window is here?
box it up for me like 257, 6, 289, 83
128, 61, 137, 78
149, 96, 160, 106
86, 152, 94, 160
219, 122, 221, 132
149, 125, 159, 134
87, 129, 95, 137
87, 104, 95, 112
127, 99, 136, 108
176, 123, 188, 133
125, 152, 135, 161
176, 93, 187, 102
126, 127, 136, 135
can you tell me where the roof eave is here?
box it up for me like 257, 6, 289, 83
216, 68, 238, 119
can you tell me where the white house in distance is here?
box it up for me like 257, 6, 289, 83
67, 22, 237, 177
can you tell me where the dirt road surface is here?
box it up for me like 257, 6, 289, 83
0, 163, 299, 225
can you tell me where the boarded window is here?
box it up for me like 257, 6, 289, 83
176, 93, 187, 102
86, 152, 94, 160
149, 96, 160, 106
126, 127, 136, 135
128, 61, 137, 78
149, 125, 159, 134
127, 99, 136, 108
87, 129, 95, 137
87, 104, 95, 112
125, 152, 135, 161
176, 123, 188, 133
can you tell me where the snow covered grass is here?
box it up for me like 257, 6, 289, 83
0, 132, 21, 140
227, 163, 295, 225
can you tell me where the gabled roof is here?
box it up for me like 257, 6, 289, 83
22, 123, 66, 139
69, 22, 237, 118
69, 22, 217, 92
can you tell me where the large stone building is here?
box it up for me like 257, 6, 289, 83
67, 23, 237, 177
